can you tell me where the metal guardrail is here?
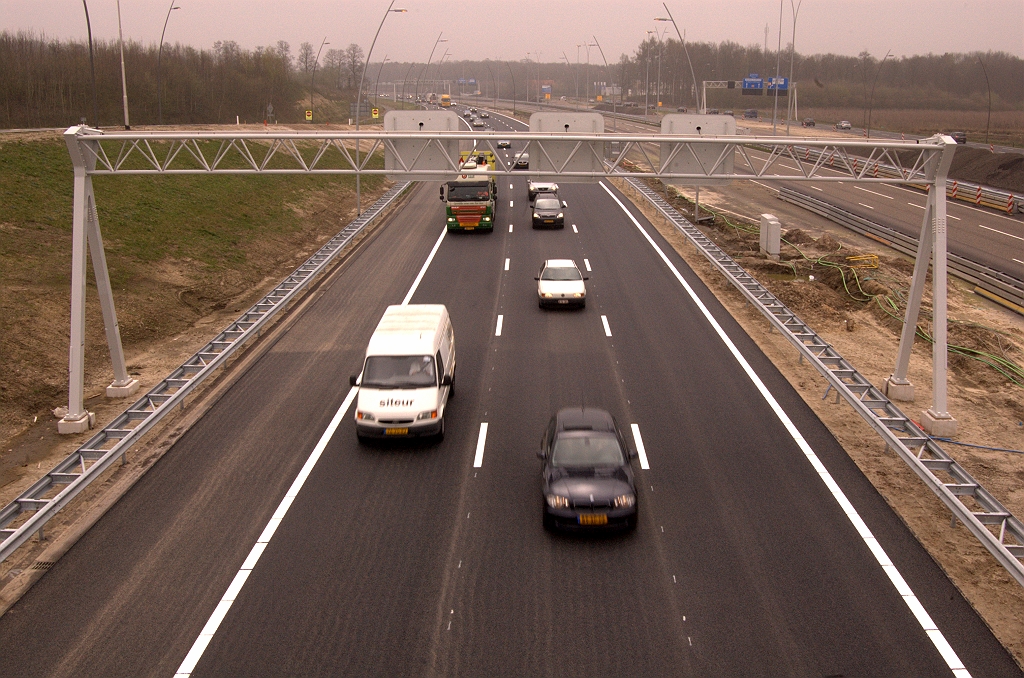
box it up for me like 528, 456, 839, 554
621, 176, 1024, 587
792, 145, 1023, 214
0, 181, 411, 564
778, 186, 1024, 309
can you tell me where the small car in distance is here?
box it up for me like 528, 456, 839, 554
539, 407, 638, 531
536, 259, 586, 307
836, 120, 852, 130
497, 139, 511, 148
801, 117, 815, 127
514, 152, 530, 169
531, 196, 566, 229
528, 180, 558, 201
462, 110, 473, 118
479, 111, 489, 118
743, 109, 758, 119
472, 119, 485, 127
949, 131, 967, 144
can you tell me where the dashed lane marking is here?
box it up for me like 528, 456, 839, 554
495, 315, 503, 336
601, 315, 612, 337
504, 258, 510, 271
583, 259, 591, 271
631, 424, 650, 470
572, 224, 578, 233
473, 422, 489, 467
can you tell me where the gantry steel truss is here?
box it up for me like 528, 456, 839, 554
1, 125, 968, 573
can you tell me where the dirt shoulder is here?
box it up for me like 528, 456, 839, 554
611, 176, 1024, 667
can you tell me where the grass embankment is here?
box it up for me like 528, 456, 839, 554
0, 134, 387, 443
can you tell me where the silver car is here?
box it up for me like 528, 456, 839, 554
535, 259, 587, 309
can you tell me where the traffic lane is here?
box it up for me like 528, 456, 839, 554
0, 184, 453, 676
784, 181, 1023, 280
187, 200, 508, 675
575, 180, 1021, 675
431, 222, 695, 676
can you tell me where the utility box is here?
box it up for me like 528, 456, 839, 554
383, 110, 461, 182
760, 214, 781, 260
528, 112, 604, 183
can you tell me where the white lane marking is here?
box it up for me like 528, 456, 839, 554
631, 424, 650, 470
601, 315, 612, 337
978, 224, 1024, 242
857, 202, 875, 210
176, 387, 359, 676
509, 224, 513, 232
1013, 258, 1024, 265
402, 228, 447, 305
948, 214, 961, 221
811, 186, 823, 191
908, 202, 925, 209
907, 202, 959, 219
854, 186, 894, 199
495, 314, 503, 336
597, 180, 971, 678
473, 422, 488, 467
583, 258, 592, 271
509, 200, 514, 208
509, 183, 514, 189
504, 258, 510, 271
572, 224, 578, 233
891, 183, 1024, 224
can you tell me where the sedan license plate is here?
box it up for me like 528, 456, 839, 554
385, 427, 409, 435
544, 219, 554, 224
578, 513, 608, 526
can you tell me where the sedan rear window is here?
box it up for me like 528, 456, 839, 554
362, 355, 436, 388
541, 267, 582, 281
551, 434, 624, 467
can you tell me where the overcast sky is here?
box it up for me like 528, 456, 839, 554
4, 0, 1022, 64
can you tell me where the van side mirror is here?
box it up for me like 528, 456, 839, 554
350, 375, 359, 386
537, 449, 546, 459
439, 187, 445, 200
583, 276, 589, 280
441, 374, 452, 386
534, 276, 540, 280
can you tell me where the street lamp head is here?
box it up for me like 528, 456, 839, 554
654, 17, 670, 21
390, 8, 408, 12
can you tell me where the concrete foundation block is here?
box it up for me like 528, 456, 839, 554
759, 214, 781, 261
921, 408, 958, 437
57, 411, 95, 434
106, 378, 140, 399
884, 376, 915, 402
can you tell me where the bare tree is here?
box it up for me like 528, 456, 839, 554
298, 41, 315, 74
344, 43, 365, 90
276, 40, 292, 69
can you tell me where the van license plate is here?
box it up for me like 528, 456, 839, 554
385, 428, 408, 435
557, 299, 568, 304
578, 514, 608, 526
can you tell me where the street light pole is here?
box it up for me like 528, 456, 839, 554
355, 2, 406, 215
785, 0, 803, 135
655, 5, 699, 112
81, 1, 99, 126
645, 31, 655, 120
157, 1, 179, 125
310, 37, 330, 121
591, 36, 615, 131
978, 56, 992, 146
416, 33, 445, 103
116, 0, 130, 129
505, 60, 516, 116
866, 50, 892, 139
374, 55, 389, 108
772, 0, 783, 134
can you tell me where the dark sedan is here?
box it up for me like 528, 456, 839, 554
531, 196, 565, 228
949, 131, 967, 144
539, 407, 638, 531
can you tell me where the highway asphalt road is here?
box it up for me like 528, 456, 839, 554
0, 110, 1020, 677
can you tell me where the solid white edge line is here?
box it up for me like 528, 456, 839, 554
175, 386, 359, 676
402, 228, 447, 305
630, 424, 650, 470
495, 314, 503, 336
504, 258, 510, 271
473, 422, 488, 467
601, 315, 612, 337
597, 180, 970, 677
584, 258, 591, 271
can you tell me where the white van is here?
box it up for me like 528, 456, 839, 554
350, 304, 455, 441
